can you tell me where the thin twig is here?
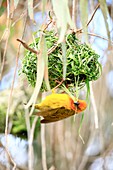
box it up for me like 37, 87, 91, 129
5, 12, 27, 170
77, 30, 113, 44
17, 39, 59, 56
25, 109, 31, 139
29, 117, 38, 144
53, 79, 64, 90
5, 148, 17, 170
0, 29, 8, 42
3, 1, 17, 169
47, 44, 58, 55
86, 3, 100, 26
28, 116, 38, 170
0, 0, 18, 79
12, 2, 40, 27
17, 39, 39, 54
0, 1, 12, 80
0, 29, 10, 80
7, 0, 10, 19
75, 3, 100, 34
87, 32, 113, 43
5, 24, 27, 136
43, 20, 53, 31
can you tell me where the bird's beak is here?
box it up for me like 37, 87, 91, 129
74, 101, 80, 106
74, 101, 81, 112
74, 100, 87, 112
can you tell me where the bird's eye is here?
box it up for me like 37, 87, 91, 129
74, 101, 80, 106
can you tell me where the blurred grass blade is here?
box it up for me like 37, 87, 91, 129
14, 0, 19, 9
78, 112, 85, 144
62, 42, 67, 80
75, 76, 79, 100
42, 0, 47, 15
78, 113, 84, 133
80, 0, 88, 25
52, 0, 75, 43
99, 0, 110, 41
0, 0, 3, 7
99, 62, 102, 77
0, 6, 5, 16
0, 0, 6, 16
28, 0, 34, 20
44, 38, 50, 90
62, 84, 75, 101
90, 82, 98, 129
86, 80, 90, 109
80, 0, 88, 42
86, 80, 90, 100
25, 35, 46, 109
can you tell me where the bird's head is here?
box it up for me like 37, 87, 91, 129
70, 99, 87, 113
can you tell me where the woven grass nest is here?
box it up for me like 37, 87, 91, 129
21, 30, 102, 91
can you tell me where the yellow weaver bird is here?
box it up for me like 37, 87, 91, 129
35, 93, 87, 123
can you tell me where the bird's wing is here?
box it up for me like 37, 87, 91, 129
34, 107, 60, 117
40, 107, 75, 123
41, 117, 60, 123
